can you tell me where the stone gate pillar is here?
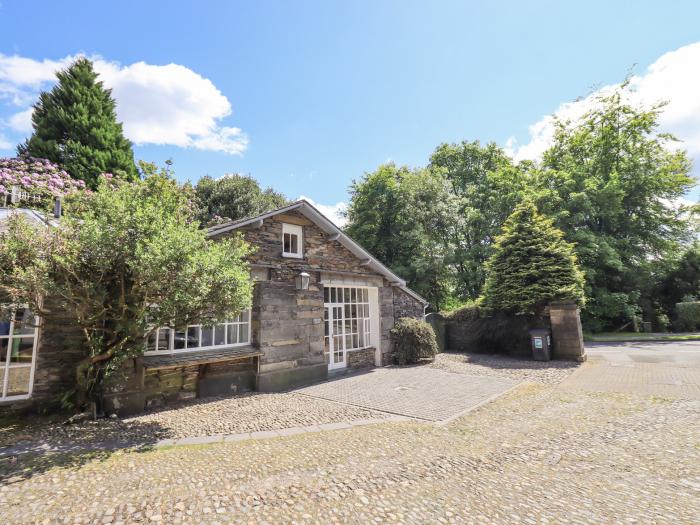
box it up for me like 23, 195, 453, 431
549, 301, 586, 362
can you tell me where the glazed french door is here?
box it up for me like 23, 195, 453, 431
325, 305, 346, 370
324, 286, 373, 371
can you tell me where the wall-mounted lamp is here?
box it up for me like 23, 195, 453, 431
296, 271, 310, 290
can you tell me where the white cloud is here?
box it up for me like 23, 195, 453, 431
7, 107, 32, 133
0, 132, 11, 150
508, 42, 700, 166
299, 195, 348, 227
0, 54, 248, 155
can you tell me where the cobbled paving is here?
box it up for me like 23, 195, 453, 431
0, 392, 389, 451
1, 381, 698, 524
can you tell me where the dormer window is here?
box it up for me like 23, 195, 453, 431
282, 223, 303, 258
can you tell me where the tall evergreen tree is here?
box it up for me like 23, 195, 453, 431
18, 58, 138, 188
482, 200, 585, 314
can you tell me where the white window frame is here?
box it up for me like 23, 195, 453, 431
145, 310, 252, 356
0, 306, 39, 402
324, 285, 373, 370
282, 223, 303, 258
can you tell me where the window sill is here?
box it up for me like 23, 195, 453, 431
282, 253, 304, 259
144, 343, 252, 357
143, 345, 264, 371
0, 394, 32, 404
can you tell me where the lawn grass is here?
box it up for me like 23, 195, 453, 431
584, 331, 700, 342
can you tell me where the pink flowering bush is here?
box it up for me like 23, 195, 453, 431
0, 156, 86, 207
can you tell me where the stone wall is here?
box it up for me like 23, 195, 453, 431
104, 357, 258, 415
143, 365, 199, 408
393, 287, 424, 319
31, 299, 85, 410
347, 347, 375, 370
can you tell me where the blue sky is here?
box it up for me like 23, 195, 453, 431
2, 0, 700, 220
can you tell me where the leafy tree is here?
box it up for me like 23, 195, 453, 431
656, 244, 700, 313
0, 168, 252, 408
536, 87, 696, 330
345, 163, 458, 309
430, 141, 529, 299
482, 200, 585, 314
195, 174, 288, 225
18, 58, 138, 188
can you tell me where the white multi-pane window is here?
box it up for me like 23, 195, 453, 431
146, 310, 251, 354
282, 223, 303, 258
324, 286, 371, 368
0, 307, 39, 401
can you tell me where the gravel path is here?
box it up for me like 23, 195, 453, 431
1, 383, 697, 524
430, 351, 580, 384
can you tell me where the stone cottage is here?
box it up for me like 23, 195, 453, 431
0, 200, 427, 415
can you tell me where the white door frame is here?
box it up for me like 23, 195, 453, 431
323, 285, 381, 371
327, 304, 347, 370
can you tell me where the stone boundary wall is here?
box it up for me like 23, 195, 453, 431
445, 310, 548, 357
443, 303, 585, 361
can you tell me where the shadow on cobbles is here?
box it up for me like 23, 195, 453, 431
0, 437, 162, 484
0, 417, 170, 483
0, 419, 168, 483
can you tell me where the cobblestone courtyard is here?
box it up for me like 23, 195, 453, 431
1, 346, 699, 523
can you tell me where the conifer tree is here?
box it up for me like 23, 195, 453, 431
482, 200, 585, 314
18, 58, 138, 188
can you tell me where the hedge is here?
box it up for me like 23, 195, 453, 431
674, 301, 700, 332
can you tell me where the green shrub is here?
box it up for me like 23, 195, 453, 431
390, 317, 438, 365
674, 302, 700, 332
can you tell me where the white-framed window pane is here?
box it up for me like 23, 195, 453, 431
227, 324, 238, 345
0, 311, 11, 336
187, 326, 201, 348
6, 367, 31, 396
147, 332, 158, 352
158, 328, 172, 351
240, 326, 249, 344
0, 305, 39, 400
13, 309, 37, 336
173, 329, 187, 350
214, 325, 226, 345
8, 338, 34, 364
201, 327, 213, 347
